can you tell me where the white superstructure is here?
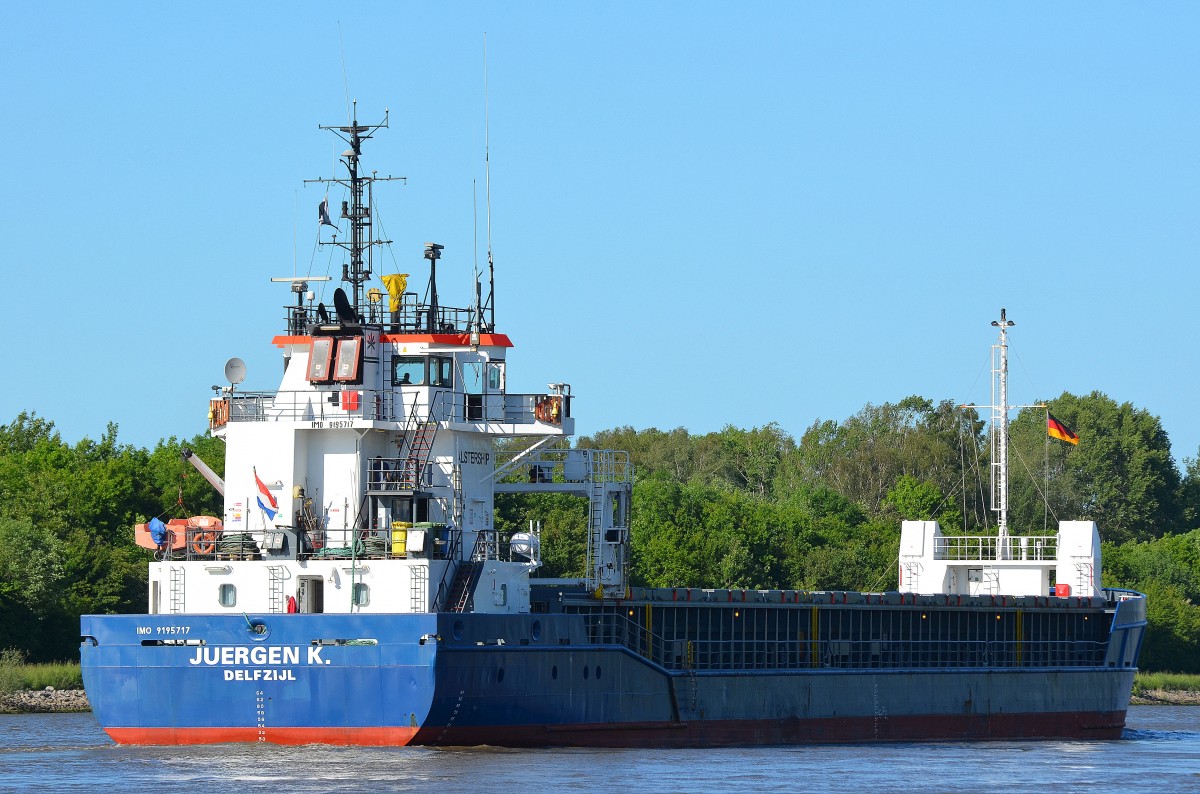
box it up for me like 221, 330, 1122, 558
142, 108, 632, 618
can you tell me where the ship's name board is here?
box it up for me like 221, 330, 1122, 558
458, 450, 491, 466
187, 645, 331, 681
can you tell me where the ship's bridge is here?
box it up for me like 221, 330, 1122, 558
207, 301, 572, 436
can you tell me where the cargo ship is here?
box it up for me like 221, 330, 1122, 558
80, 108, 1146, 746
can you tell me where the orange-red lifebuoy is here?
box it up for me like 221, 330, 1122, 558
190, 530, 217, 555
534, 399, 549, 422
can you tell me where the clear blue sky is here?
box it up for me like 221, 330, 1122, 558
4, 3, 1199, 464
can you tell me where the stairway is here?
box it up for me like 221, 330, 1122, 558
446, 560, 482, 613
398, 421, 437, 489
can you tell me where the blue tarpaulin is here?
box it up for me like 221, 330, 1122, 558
148, 516, 167, 545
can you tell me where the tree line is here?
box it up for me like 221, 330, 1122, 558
0, 413, 223, 662
514, 391, 1200, 672
2, 389, 1199, 671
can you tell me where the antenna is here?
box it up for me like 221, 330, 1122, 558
338, 21, 352, 124
473, 178, 483, 336
482, 33, 496, 331
305, 105, 404, 318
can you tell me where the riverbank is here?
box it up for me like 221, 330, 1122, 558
0, 688, 90, 714
1131, 689, 1200, 706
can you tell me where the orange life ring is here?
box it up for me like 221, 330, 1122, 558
190, 530, 217, 555
534, 399, 549, 422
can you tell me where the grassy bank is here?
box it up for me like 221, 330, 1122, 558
0, 650, 84, 693
1131, 671, 1200, 698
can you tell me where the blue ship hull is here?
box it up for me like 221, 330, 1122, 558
81, 596, 1144, 746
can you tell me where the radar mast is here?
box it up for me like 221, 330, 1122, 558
305, 101, 405, 317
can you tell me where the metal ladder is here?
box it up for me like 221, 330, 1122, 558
410, 564, 428, 612
1075, 559, 1094, 595
168, 567, 185, 614
586, 456, 606, 584
982, 568, 1001, 595
267, 566, 285, 613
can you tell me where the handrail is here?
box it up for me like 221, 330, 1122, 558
211, 387, 566, 426
932, 534, 1058, 562
492, 447, 634, 485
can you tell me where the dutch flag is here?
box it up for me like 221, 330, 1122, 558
254, 468, 278, 521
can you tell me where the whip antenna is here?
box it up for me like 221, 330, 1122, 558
483, 33, 496, 331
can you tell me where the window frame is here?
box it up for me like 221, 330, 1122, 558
392, 355, 427, 387
430, 355, 453, 388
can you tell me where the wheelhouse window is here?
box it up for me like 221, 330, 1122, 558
487, 362, 505, 391
333, 337, 363, 382
430, 356, 453, 387
218, 584, 237, 608
393, 356, 426, 386
461, 360, 484, 395
308, 338, 334, 382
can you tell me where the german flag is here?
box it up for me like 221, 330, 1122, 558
1047, 413, 1079, 445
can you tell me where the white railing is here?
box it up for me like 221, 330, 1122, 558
210, 389, 570, 428
933, 535, 1058, 562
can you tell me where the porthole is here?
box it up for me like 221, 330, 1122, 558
452, 620, 464, 641
218, 583, 237, 607
531, 619, 542, 641
583, 666, 590, 680
596, 665, 602, 680
551, 665, 558, 680
497, 668, 505, 683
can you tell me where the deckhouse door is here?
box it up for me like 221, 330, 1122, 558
297, 576, 325, 614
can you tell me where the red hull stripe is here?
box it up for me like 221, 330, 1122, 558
105, 726, 420, 746
103, 710, 1126, 747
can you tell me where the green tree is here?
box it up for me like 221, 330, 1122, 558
795, 396, 985, 526
1008, 392, 1181, 544
882, 475, 964, 531
713, 423, 793, 498
0, 517, 65, 615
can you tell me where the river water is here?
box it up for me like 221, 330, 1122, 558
1, 707, 1197, 793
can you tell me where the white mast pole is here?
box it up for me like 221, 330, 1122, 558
991, 308, 1015, 556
